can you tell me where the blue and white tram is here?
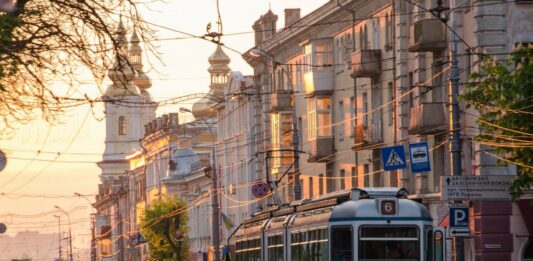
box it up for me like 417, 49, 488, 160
231, 188, 446, 261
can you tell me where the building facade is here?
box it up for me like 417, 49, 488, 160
234, 1, 533, 260
94, 20, 157, 261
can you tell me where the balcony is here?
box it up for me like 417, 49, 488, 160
270, 90, 293, 112
408, 19, 447, 52
307, 137, 334, 163
304, 68, 333, 96
408, 102, 447, 135
352, 124, 383, 149
351, 50, 382, 78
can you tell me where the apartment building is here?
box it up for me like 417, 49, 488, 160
238, 1, 533, 260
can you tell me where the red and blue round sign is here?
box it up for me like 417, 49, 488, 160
251, 181, 271, 199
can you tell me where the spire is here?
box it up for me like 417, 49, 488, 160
192, 44, 231, 119
105, 20, 140, 97
129, 30, 152, 92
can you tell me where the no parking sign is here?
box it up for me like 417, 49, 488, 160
252, 181, 271, 199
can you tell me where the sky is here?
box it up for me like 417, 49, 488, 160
0, 0, 327, 257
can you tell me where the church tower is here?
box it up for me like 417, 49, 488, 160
97, 21, 157, 181
191, 45, 230, 119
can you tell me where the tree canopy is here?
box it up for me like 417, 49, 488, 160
0, 0, 156, 137
140, 196, 189, 261
462, 48, 533, 199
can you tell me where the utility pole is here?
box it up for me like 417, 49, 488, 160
212, 163, 220, 261
431, 1, 463, 261
55, 206, 73, 261
449, 18, 465, 261
53, 215, 62, 261
292, 120, 301, 200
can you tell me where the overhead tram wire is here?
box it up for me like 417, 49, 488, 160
5, 109, 91, 193
0, 124, 53, 190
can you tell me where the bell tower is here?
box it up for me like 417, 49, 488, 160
97, 21, 157, 180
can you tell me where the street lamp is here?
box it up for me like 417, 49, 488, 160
75, 192, 96, 261
178, 107, 221, 261
53, 215, 62, 261
55, 205, 73, 261
249, 48, 302, 201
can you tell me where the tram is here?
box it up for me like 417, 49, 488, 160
231, 188, 446, 261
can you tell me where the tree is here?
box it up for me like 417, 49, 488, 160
0, 0, 157, 137
462, 48, 533, 199
140, 196, 190, 261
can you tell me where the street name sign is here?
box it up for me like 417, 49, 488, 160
409, 142, 431, 173
381, 145, 406, 171
449, 206, 469, 237
441, 175, 514, 201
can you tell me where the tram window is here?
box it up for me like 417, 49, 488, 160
292, 229, 328, 261
359, 226, 419, 261
425, 226, 433, 261
268, 234, 283, 261
331, 226, 353, 261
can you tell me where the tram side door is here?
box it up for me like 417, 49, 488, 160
433, 227, 446, 261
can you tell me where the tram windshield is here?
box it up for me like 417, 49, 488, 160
359, 226, 420, 261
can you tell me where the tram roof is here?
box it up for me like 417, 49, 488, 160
329, 198, 432, 222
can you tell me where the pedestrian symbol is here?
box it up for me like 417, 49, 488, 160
386, 149, 404, 166
381, 145, 407, 171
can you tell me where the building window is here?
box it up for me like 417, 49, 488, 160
338, 100, 345, 141
118, 116, 127, 135
271, 112, 294, 168
388, 82, 394, 126
340, 169, 346, 190
336, 38, 344, 73
319, 174, 324, 195
308, 97, 332, 140
351, 166, 357, 188
309, 176, 314, 198
326, 164, 334, 193
364, 164, 370, 187
345, 34, 353, 69
350, 97, 355, 136
362, 92, 368, 127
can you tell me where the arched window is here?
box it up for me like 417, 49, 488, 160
118, 116, 127, 135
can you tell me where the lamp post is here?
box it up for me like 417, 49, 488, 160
250, 48, 302, 201
74, 192, 96, 261
178, 107, 220, 261
55, 205, 73, 261
53, 215, 62, 261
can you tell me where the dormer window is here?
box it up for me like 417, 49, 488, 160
118, 116, 127, 135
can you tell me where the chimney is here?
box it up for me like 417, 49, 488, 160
284, 9, 300, 28
261, 10, 278, 40
253, 19, 263, 46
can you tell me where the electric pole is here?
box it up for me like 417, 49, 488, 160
431, 1, 464, 261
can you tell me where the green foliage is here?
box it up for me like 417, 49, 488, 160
462, 48, 533, 199
140, 196, 190, 261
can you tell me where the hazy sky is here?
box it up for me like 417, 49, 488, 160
0, 0, 327, 255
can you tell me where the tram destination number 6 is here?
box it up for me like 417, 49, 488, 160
381, 200, 396, 215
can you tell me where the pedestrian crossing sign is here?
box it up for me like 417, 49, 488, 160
381, 145, 407, 171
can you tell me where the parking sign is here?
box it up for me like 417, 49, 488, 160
449, 206, 469, 237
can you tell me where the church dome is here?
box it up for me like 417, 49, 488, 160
192, 95, 216, 119
208, 45, 231, 73
133, 71, 152, 90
